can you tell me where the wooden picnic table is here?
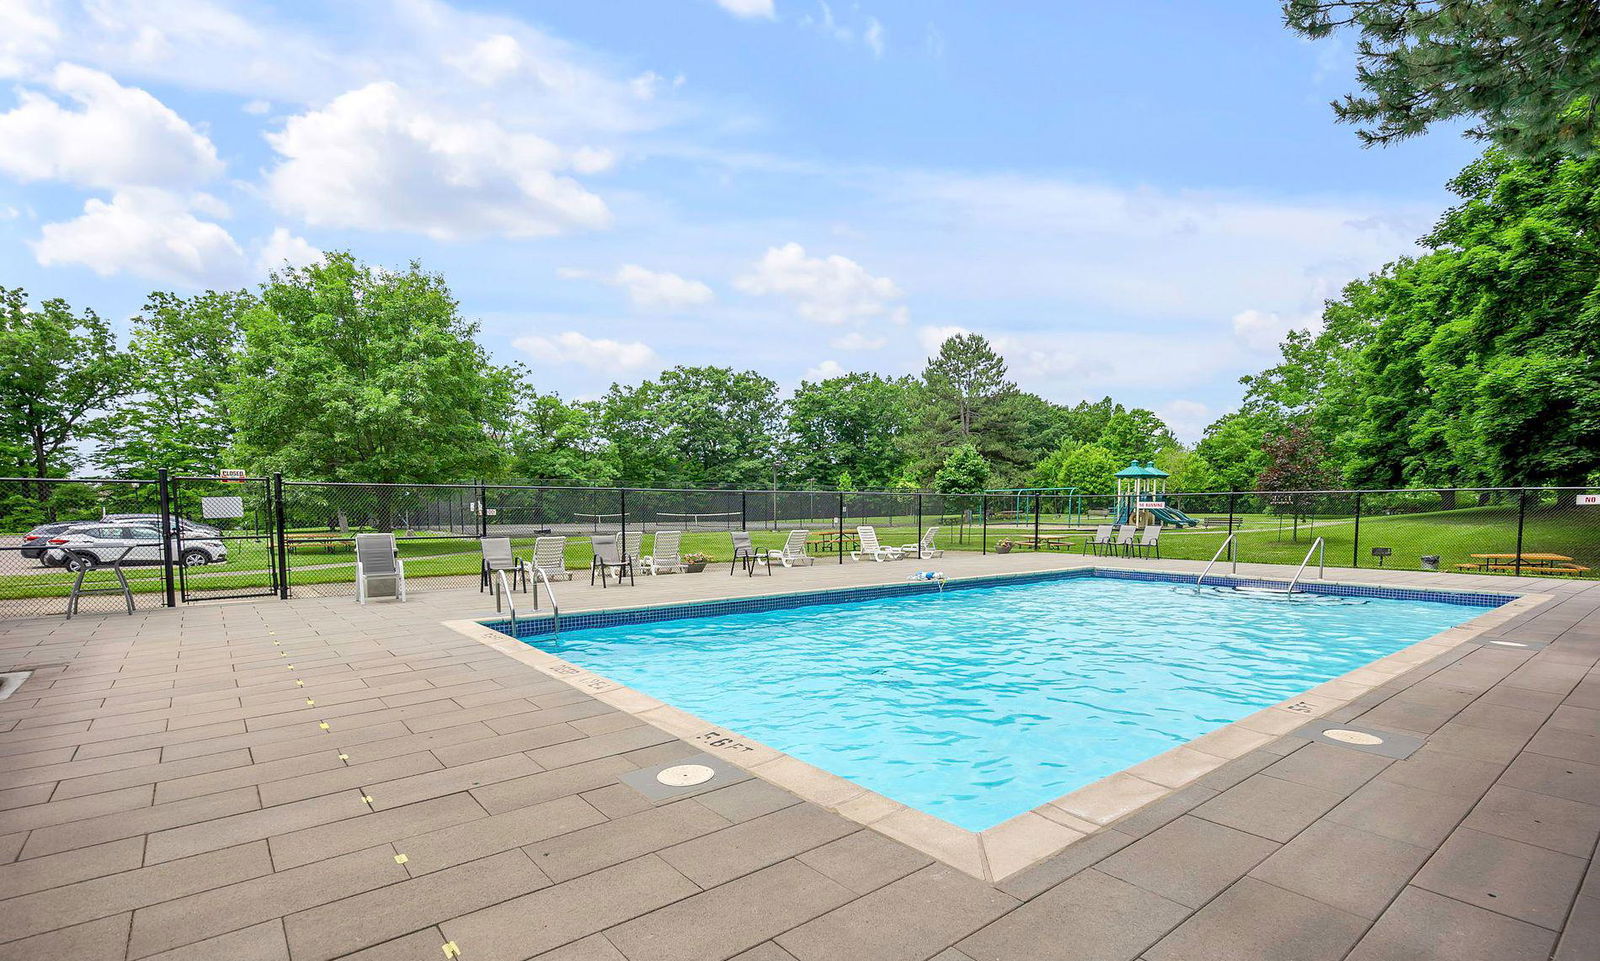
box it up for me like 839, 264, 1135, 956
807, 531, 860, 555
1015, 533, 1075, 551
1470, 553, 1574, 563
1458, 553, 1590, 576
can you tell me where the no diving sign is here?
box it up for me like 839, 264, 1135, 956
1579, 494, 1600, 506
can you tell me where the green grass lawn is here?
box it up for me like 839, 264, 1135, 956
5, 504, 1594, 603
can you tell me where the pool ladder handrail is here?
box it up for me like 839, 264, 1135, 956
1285, 537, 1326, 594
492, 569, 518, 634
1196, 533, 1237, 587
529, 564, 560, 640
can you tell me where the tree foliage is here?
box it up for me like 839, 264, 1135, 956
932, 444, 990, 494
785, 372, 914, 489
1284, 0, 1600, 158
911, 334, 1027, 478
601, 366, 782, 488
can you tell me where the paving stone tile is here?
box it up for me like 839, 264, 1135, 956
128, 845, 410, 958
426, 721, 587, 768
145, 789, 370, 863
1324, 778, 1473, 848
462, 755, 631, 814
526, 725, 680, 771
1424, 721, 1532, 764
77, 719, 250, 760
1412, 827, 1586, 930
233, 721, 413, 764
1098, 815, 1278, 908
4, 746, 163, 791
402, 794, 605, 875
1144, 876, 1367, 961
1104, 783, 1219, 839
993, 828, 1139, 902
795, 829, 933, 896
656, 802, 858, 889
528, 796, 728, 883
364, 753, 542, 811
1190, 774, 1343, 843
777, 864, 1018, 961
0, 840, 272, 944
441, 855, 700, 961
608, 859, 855, 961
0, 783, 152, 837
0, 782, 53, 811
1375, 744, 1505, 800
1500, 751, 1600, 807
688, 777, 800, 823
1462, 784, 1600, 856
21, 784, 259, 858
327, 927, 448, 961
256, 750, 443, 807
960, 868, 1188, 961
1249, 818, 1431, 919
0, 835, 144, 901
1345, 886, 1557, 961
269, 792, 484, 870
1527, 724, 1600, 766
140, 920, 288, 961
1555, 895, 1600, 961
284, 849, 547, 961
1261, 741, 1392, 795
531, 934, 629, 960
0, 911, 131, 961
579, 782, 656, 819
481, 698, 615, 735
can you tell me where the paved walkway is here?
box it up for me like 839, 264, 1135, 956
0, 554, 1595, 961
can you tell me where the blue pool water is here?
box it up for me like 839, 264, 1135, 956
523, 576, 1485, 831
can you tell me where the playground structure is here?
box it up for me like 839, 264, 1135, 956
1114, 460, 1199, 528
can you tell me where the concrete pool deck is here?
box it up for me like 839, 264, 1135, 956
1, 553, 1596, 961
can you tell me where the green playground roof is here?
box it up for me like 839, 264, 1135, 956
1115, 459, 1169, 478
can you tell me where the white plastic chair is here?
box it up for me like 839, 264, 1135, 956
532, 536, 571, 581
355, 533, 406, 603
851, 526, 904, 562
767, 530, 813, 567
642, 530, 685, 574
902, 526, 942, 558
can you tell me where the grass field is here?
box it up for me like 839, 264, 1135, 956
4, 504, 1595, 608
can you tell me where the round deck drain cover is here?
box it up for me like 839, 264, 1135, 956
656, 764, 716, 787
1322, 729, 1384, 746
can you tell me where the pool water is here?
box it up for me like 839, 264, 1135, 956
525, 576, 1484, 831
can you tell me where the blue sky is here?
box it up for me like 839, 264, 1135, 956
0, 0, 1479, 440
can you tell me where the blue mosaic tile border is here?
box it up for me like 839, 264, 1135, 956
483, 566, 1513, 641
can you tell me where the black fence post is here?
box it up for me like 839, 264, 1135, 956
157, 468, 177, 608
916, 493, 924, 559
273, 472, 289, 599
478, 481, 489, 538
1514, 490, 1527, 577
981, 494, 989, 555
740, 491, 748, 531
1352, 492, 1362, 569
620, 489, 628, 554
836, 492, 845, 565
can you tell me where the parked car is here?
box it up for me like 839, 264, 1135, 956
19, 521, 83, 563
103, 514, 223, 537
42, 524, 228, 572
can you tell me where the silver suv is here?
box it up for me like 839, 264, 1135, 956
42, 524, 229, 572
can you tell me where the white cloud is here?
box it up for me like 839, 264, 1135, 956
264, 82, 611, 241
1231, 308, 1314, 352
256, 226, 321, 273
33, 188, 243, 284
803, 359, 846, 381
447, 33, 524, 86
735, 242, 904, 325
1156, 400, 1212, 443
242, 98, 271, 115
830, 331, 886, 350
864, 18, 885, 57
513, 331, 658, 372
0, 63, 223, 190
715, 0, 776, 19
612, 265, 715, 310
917, 325, 969, 354
0, 0, 58, 77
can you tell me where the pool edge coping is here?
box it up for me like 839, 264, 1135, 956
440, 566, 1556, 884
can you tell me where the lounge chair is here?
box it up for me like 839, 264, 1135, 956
902, 527, 942, 558
1132, 525, 1161, 558
531, 536, 571, 581
620, 531, 643, 565
479, 536, 527, 593
767, 530, 812, 567
1110, 526, 1138, 556
355, 533, 406, 603
1081, 525, 1113, 555
730, 531, 771, 576
851, 526, 904, 562
591, 533, 635, 588
642, 530, 685, 574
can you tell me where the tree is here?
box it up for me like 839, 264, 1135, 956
601, 366, 781, 488
911, 334, 1026, 479
1029, 442, 1123, 496
1258, 424, 1342, 539
932, 444, 990, 494
784, 373, 913, 489
1095, 409, 1176, 462
1195, 412, 1279, 493
505, 385, 613, 485
1155, 446, 1223, 493
227, 254, 517, 493
1283, 0, 1600, 158
0, 288, 131, 488
98, 289, 252, 477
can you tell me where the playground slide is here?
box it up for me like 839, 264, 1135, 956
1115, 502, 1132, 525
1148, 506, 1199, 528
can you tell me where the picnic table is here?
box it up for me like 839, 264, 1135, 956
808, 531, 860, 555
1015, 533, 1075, 551
1456, 553, 1591, 576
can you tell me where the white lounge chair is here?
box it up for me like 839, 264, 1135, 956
902, 527, 942, 558
531, 536, 571, 581
851, 526, 904, 562
767, 530, 813, 567
620, 531, 643, 565
355, 533, 406, 603
642, 530, 685, 574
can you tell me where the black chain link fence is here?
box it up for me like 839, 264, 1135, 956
2, 477, 1596, 619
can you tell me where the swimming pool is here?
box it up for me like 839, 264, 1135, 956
510, 573, 1493, 832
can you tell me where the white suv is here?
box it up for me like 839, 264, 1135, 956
43, 524, 229, 572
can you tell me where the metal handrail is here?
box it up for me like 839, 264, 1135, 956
529, 564, 560, 640
492, 569, 517, 633
1196, 534, 1236, 587
1286, 537, 1326, 593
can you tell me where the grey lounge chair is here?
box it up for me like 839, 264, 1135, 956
1110, 526, 1138, 556
730, 531, 771, 576
355, 533, 406, 603
480, 537, 527, 593
591, 533, 635, 588
1082, 525, 1113, 555
1133, 525, 1162, 558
